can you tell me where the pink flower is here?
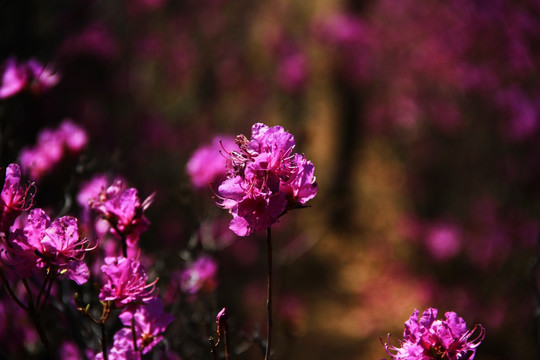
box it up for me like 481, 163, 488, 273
94, 329, 141, 360
77, 175, 109, 209
0, 164, 34, 232
216, 123, 317, 236
58, 119, 88, 152
186, 135, 235, 188
425, 222, 462, 260
19, 119, 87, 180
0, 58, 59, 99
26, 59, 60, 94
3, 208, 93, 284
89, 180, 153, 246
99, 256, 157, 307
0, 58, 27, 99
118, 297, 174, 354
384, 308, 485, 360
276, 48, 309, 94
180, 255, 218, 295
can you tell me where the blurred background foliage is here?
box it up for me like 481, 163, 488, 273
1, 0, 540, 359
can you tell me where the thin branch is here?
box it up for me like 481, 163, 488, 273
131, 317, 138, 352
0, 268, 28, 311
264, 226, 273, 360
38, 274, 55, 315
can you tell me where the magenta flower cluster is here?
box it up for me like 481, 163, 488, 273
2, 208, 93, 284
118, 297, 174, 353
99, 256, 157, 307
0, 57, 59, 99
95, 297, 174, 359
384, 308, 485, 360
19, 119, 88, 180
88, 180, 154, 247
0, 164, 34, 233
217, 123, 317, 236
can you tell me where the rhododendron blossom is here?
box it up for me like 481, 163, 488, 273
99, 256, 157, 307
2, 208, 93, 284
0, 164, 34, 232
384, 308, 485, 360
216, 123, 317, 236
89, 180, 154, 246
118, 297, 174, 354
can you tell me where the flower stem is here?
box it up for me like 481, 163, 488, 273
21, 278, 53, 359
101, 322, 108, 360
30, 311, 53, 359
110, 222, 128, 257
131, 317, 138, 351
99, 302, 111, 360
265, 227, 273, 360
0, 268, 28, 311
209, 338, 218, 360
224, 323, 230, 360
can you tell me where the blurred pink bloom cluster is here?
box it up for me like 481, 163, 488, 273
217, 123, 317, 236
186, 135, 235, 189
180, 255, 218, 296
384, 308, 485, 360
0, 57, 60, 99
19, 119, 87, 180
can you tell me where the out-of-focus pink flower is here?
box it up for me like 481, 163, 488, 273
59, 119, 88, 152
77, 175, 111, 243
94, 329, 141, 360
26, 59, 60, 94
19, 119, 87, 180
77, 175, 108, 210
0, 58, 27, 99
424, 222, 462, 260
0, 58, 59, 99
315, 13, 371, 82
61, 23, 118, 60
89, 180, 154, 246
59, 341, 94, 360
216, 123, 317, 236
317, 14, 367, 48
3, 208, 93, 284
384, 308, 485, 360
278, 294, 306, 336
496, 87, 538, 142
276, 49, 309, 94
186, 135, 235, 188
118, 297, 174, 354
0, 164, 34, 232
99, 256, 157, 307
180, 255, 218, 295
